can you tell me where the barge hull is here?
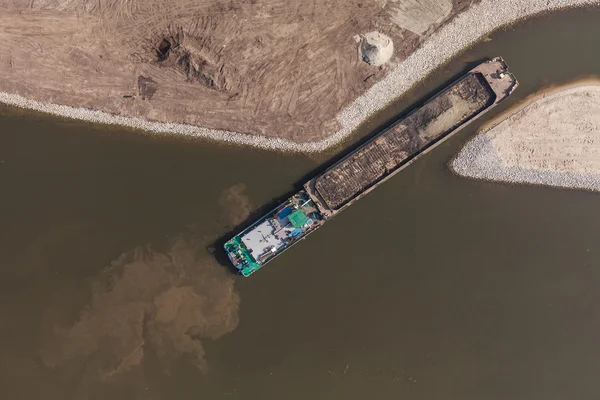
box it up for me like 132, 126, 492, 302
305, 58, 518, 217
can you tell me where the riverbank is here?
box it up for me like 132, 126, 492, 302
1, 0, 599, 152
451, 80, 600, 191
0, 0, 474, 144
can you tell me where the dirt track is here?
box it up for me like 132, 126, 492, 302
0, 0, 473, 142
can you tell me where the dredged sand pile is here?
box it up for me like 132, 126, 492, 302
451, 83, 600, 191
358, 32, 394, 67
1, 0, 599, 152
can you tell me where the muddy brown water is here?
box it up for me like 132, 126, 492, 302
2, 7, 600, 400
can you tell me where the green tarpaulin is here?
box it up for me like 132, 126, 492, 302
288, 209, 309, 228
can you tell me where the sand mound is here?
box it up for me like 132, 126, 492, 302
358, 31, 394, 67
451, 83, 600, 191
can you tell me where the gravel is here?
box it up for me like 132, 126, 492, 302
450, 133, 600, 192
1, 0, 599, 152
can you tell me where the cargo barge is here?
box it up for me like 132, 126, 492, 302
225, 57, 518, 276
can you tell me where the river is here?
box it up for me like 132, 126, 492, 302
1, 6, 600, 400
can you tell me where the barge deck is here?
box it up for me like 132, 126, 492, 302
305, 58, 518, 217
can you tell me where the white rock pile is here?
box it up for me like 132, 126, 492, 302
1, 0, 599, 152
0, 91, 308, 151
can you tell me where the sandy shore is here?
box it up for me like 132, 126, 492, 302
1, 0, 599, 152
451, 80, 600, 191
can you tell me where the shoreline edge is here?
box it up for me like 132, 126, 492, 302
1, 0, 599, 153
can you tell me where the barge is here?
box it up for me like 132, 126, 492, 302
225, 57, 518, 276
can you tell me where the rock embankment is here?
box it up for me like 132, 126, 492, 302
1, 0, 599, 152
451, 83, 600, 191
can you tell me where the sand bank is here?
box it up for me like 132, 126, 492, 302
1, 0, 599, 152
451, 80, 600, 191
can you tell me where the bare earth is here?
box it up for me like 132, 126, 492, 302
490, 84, 600, 174
0, 0, 472, 142
451, 81, 600, 191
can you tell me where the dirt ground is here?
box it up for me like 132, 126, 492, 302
0, 0, 477, 142
489, 83, 600, 174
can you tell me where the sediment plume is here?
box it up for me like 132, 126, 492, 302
40, 235, 240, 380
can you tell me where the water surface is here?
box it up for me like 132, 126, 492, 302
2, 7, 600, 400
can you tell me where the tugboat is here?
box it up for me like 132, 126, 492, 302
224, 190, 325, 276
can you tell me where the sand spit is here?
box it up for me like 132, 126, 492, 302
1, 0, 599, 152
451, 81, 600, 191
